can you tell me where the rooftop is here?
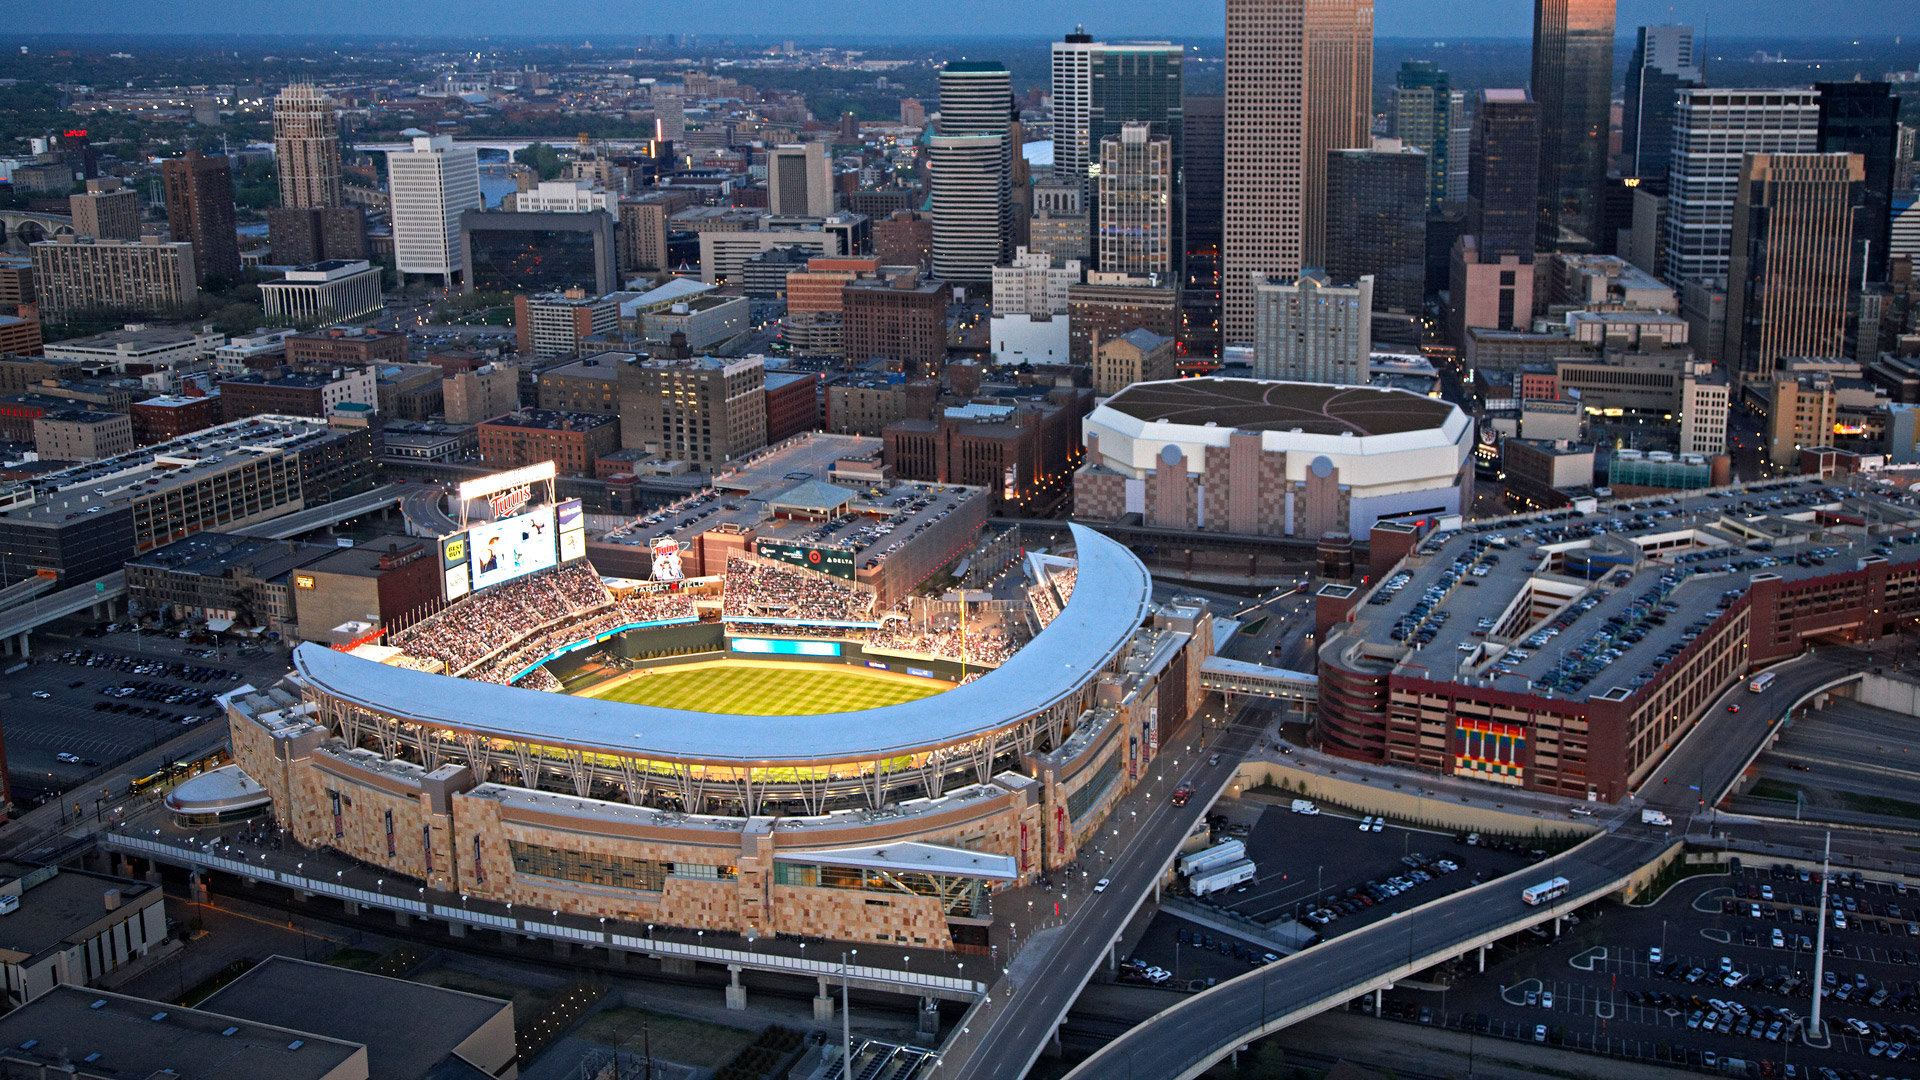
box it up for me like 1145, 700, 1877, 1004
0, 986, 366, 1080
478, 409, 618, 432
1103, 378, 1457, 437
303, 536, 431, 580
42, 327, 211, 354
0, 863, 155, 965
1340, 479, 1920, 703
200, 957, 510, 1080
540, 352, 633, 380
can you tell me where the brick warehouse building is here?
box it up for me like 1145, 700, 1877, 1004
476, 409, 620, 476
1315, 481, 1920, 802
286, 327, 408, 368
842, 272, 952, 377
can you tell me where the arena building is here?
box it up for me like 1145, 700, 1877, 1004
1316, 478, 1920, 802
225, 521, 1214, 951
1074, 378, 1473, 541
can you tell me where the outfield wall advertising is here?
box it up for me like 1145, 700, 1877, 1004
754, 539, 856, 580
470, 506, 558, 591
731, 638, 843, 657
557, 499, 586, 563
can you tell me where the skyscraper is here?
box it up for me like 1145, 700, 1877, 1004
1531, 0, 1616, 252
1098, 123, 1174, 277
1223, 0, 1373, 342
388, 135, 483, 288
273, 84, 342, 209
1469, 90, 1542, 262
1325, 139, 1427, 320
1051, 29, 1098, 199
930, 62, 1013, 283
1050, 33, 1185, 276
1662, 88, 1820, 288
768, 143, 835, 218
1252, 270, 1373, 384
160, 150, 240, 285
1390, 61, 1453, 213
1726, 152, 1864, 387
1622, 26, 1702, 182
1816, 82, 1901, 283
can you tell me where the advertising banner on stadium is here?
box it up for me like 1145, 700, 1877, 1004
557, 499, 586, 563
651, 536, 684, 581
441, 532, 471, 602
469, 506, 558, 592
754, 539, 856, 581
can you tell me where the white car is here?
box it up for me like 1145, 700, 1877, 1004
1541, 991, 1554, 1010
1094, 878, 1110, 893
1359, 816, 1374, 831
30, 691, 50, 699
55, 753, 80, 763
1371, 818, 1384, 833
1648, 946, 1664, 963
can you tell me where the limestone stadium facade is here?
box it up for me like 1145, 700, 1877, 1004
226, 525, 1212, 950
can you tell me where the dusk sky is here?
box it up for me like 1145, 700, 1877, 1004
13, 0, 1920, 40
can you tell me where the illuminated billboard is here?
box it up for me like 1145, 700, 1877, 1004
441, 532, 471, 601
754, 539, 856, 580
469, 507, 558, 592
730, 638, 842, 657
557, 499, 586, 563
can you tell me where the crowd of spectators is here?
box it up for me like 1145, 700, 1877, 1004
469, 592, 696, 685
392, 563, 613, 673
515, 668, 563, 692
722, 557, 876, 624
864, 620, 1018, 666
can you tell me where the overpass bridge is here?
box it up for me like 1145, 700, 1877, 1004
1063, 828, 1671, 1079
0, 570, 126, 657
228, 484, 409, 541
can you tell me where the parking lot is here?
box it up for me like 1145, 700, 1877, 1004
2, 623, 291, 803
1367, 860, 1920, 1077
1125, 798, 1547, 982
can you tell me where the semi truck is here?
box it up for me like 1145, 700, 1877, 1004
1190, 859, 1258, 896
1179, 839, 1247, 878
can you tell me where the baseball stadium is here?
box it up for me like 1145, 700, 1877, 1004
222, 456, 1215, 949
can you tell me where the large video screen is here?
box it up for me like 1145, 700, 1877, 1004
469, 506, 558, 592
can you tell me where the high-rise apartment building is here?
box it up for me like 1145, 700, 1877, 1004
388, 135, 483, 288
992, 247, 1082, 316
69, 179, 141, 241
1816, 82, 1901, 283
1531, 0, 1616, 252
1223, 0, 1372, 342
1252, 270, 1373, 384
1325, 139, 1427, 319
1097, 124, 1174, 277
1052, 30, 1098, 198
1662, 89, 1820, 288
161, 150, 240, 284
768, 143, 835, 218
930, 63, 1013, 283
1622, 26, 1702, 181
1726, 152, 1864, 388
1390, 61, 1455, 213
273, 84, 343, 209
268, 207, 366, 267
515, 289, 621, 358
29, 237, 199, 321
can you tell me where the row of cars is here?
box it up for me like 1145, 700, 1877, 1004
54, 649, 238, 684
1301, 854, 1460, 928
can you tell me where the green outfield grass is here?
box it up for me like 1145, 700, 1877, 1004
582, 663, 945, 715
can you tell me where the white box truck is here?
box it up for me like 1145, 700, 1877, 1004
1642, 809, 1672, 827
1290, 799, 1320, 815
1179, 839, 1247, 878
1190, 859, 1257, 896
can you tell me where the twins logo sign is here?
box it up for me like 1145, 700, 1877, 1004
487, 485, 533, 519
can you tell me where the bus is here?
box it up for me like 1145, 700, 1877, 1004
1749, 671, 1776, 693
1521, 876, 1571, 906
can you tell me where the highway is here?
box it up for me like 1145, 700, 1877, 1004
940, 709, 1268, 1080
1055, 646, 1875, 1079
228, 484, 408, 540
397, 481, 460, 537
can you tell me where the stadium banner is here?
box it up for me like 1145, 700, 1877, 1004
907, 667, 935, 679
469, 506, 559, 592
651, 536, 684, 581
754, 539, 856, 581
730, 638, 842, 657
557, 499, 586, 562
444, 565, 471, 603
